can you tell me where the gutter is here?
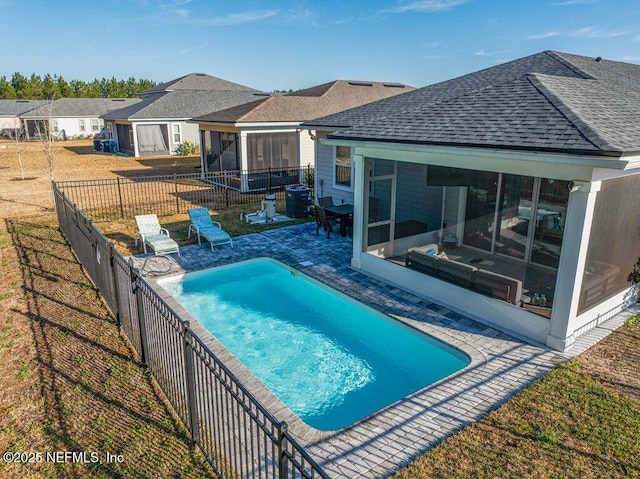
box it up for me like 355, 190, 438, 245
320, 137, 635, 170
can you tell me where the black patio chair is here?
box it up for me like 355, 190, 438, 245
315, 206, 340, 238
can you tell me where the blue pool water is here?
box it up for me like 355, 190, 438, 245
158, 259, 470, 431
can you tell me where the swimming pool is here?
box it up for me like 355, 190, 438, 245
157, 258, 470, 431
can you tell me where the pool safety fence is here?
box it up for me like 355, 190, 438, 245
53, 183, 330, 479
55, 166, 315, 222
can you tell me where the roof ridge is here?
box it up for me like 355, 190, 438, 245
526, 73, 620, 153
544, 51, 596, 80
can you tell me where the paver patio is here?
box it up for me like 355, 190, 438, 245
131, 221, 635, 478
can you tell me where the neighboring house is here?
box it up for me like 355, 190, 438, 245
302, 51, 640, 353
0, 99, 47, 137
102, 73, 268, 157
21, 98, 141, 140
190, 80, 414, 193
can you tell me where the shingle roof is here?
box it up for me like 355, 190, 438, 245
142, 73, 259, 94
192, 80, 415, 124
102, 90, 269, 120
0, 99, 49, 116
306, 51, 640, 156
21, 98, 142, 118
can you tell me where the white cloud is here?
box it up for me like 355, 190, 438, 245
200, 10, 278, 26
159, 0, 192, 7
528, 31, 561, 40
175, 8, 189, 17
528, 26, 631, 40
390, 0, 470, 13
550, 0, 600, 5
474, 49, 510, 58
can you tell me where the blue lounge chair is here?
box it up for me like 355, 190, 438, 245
135, 214, 180, 257
187, 208, 233, 251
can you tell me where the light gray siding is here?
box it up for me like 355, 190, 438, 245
315, 132, 354, 205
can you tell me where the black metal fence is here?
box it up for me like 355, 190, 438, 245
53, 183, 329, 479
55, 166, 314, 222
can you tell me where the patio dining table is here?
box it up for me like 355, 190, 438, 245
324, 203, 354, 237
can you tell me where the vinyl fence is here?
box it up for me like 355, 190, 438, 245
53, 183, 329, 479
55, 166, 314, 222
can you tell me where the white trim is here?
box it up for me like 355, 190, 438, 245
172, 123, 182, 144
320, 139, 628, 171
333, 144, 354, 192
193, 121, 301, 129
245, 128, 299, 135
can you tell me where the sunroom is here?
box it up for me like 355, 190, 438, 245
334, 143, 640, 352
304, 51, 640, 351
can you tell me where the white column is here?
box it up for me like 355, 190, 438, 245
240, 131, 249, 192
351, 154, 365, 269
198, 129, 205, 180
132, 123, 140, 158
547, 180, 600, 351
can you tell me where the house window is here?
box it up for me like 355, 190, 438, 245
106, 122, 113, 139
335, 145, 352, 189
79, 119, 86, 132
173, 124, 181, 143
52, 119, 59, 133
91, 118, 104, 133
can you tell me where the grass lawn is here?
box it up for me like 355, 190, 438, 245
1, 139, 639, 478
391, 321, 640, 478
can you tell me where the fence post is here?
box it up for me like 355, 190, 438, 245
174, 173, 180, 214
116, 177, 125, 219
182, 322, 200, 445
108, 243, 121, 327
278, 421, 289, 479
131, 263, 149, 364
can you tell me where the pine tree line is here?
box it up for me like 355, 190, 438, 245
0, 72, 157, 100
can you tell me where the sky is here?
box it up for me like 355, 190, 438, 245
1, 0, 640, 92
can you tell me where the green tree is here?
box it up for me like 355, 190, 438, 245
1, 72, 157, 99
87, 79, 102, 98
55, 75, 73, 98
0, 76, 17, 99
42, 73, 61, 99
29, 73, 44, 99
11, 72, 30, 99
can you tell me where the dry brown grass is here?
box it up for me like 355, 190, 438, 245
0, 140, 213, 478
0, 138, 199, 225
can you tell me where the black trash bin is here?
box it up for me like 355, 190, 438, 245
93, 139, 102, 151
285, 186, 311, 218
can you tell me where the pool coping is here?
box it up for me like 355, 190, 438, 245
150, 257, 487, 444
134, 223, 570, 478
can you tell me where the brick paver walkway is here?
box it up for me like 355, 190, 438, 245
132, 222, 632, 478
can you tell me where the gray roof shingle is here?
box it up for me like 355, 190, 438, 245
306, 51, 640, 156
21, 98, 142, 118
142, 73, 259, 94
102, 90, 269, 120
0, 99, 49, 116
102, 72, 267, 121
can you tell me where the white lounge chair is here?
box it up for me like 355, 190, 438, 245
134, 214, 180, 257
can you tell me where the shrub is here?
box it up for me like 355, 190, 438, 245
175, 140, 200, 156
